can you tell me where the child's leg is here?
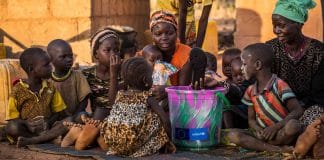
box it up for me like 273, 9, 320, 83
223, 111, 234, 129
226, 129, 292, 152
312, 116, 324, 159
293, 119, 321, 158
268, 119, 302, 146
16, 121, 68, 147
5, 120, 34, 139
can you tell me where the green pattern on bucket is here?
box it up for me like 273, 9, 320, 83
166, 86, 229, 150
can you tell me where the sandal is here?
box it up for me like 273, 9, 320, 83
189, 47, 207, 89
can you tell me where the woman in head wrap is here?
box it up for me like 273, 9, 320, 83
149, 10, 207, 88
150, 10, 192, 86
265, 0, 324, 158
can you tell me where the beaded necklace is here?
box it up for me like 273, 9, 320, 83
51, 69, 72, 82
284, 37, 308, 61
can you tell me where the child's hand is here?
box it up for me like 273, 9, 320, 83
147, 96, 159, 108
151, 85, 167, 101
27, 116, 47, 133
191, 78, 205, 90
204, 76, 220, 89
109, 55, 121, 79
262, 124, 281, 141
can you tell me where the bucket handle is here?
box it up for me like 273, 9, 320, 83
216, 92, 231, 108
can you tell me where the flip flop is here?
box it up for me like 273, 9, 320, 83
189, 47, 207, 89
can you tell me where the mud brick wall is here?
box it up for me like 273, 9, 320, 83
91, 0, 150, 49
235, 0, 323, 49
0, 0, 150, 64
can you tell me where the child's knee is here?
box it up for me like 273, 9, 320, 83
227, 130, 244, 144
5, 121, 23, 137
284, 119, 302, 136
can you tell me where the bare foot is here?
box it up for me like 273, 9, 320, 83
75, 117, 102, 150
313, 123, 324, 159
61, 126, 83, 147
16, 136, 33, 148
294, 119, 321, 158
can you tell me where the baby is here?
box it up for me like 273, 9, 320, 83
142, 44, 178, 86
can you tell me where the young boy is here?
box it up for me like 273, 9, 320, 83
227, 43, 304, 152
5, 48, 67, 147
47, 39, 91, 122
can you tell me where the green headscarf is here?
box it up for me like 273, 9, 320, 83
273, 0, 316, 23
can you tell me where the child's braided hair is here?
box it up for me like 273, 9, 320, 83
90, 27, 120, 57
121, 57, 152, 91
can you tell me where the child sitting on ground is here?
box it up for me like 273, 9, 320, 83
47, 39, 92, 147
293, 115, 324, 159
47, 39, 91, 121
142, 44, 178, 86
5, 48, 67, 147
227, 43, 304, 153
62, 28, 122, 150
223, 58, 250, 129
65, 57, 175, 157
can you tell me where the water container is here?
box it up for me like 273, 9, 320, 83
165, 86, 228, 150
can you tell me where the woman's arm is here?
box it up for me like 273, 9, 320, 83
178, 61, 191, 85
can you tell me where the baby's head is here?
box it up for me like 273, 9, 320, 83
222, 48, 241, 79
20, 47, 52, 79
205, 52, 217, 72
241, 43, 274, 80
142, 44, 163, 67
121, 57, 153, 91
91, 28, 120, 66
231, 57, 244, 85
47, 39, 73, 72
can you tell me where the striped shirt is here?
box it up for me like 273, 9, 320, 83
242, 74, 296, 128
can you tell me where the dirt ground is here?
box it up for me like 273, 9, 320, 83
0, 143, 93, 160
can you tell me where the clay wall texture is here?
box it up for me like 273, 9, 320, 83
0, 0, 149, 64
235, 0, 323, 49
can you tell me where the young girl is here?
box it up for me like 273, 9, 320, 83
99, 57, 175, 157
62, 28, 122, 149
65, 58, 175, 157
82, 28, 121, 113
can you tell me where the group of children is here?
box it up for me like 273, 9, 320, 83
2, 25, 323, 158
